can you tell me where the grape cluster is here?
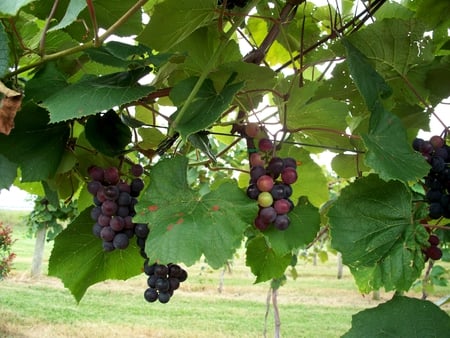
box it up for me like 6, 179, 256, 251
423, 233, 443, 261
217, 0, 248, 9
244, 125, 298, 231
88, 164, 145, 251
412, 135, 450, 219
143, 261, 188, 304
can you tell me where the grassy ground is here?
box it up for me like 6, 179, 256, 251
0, 210, 449, 338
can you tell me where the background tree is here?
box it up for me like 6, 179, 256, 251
0, 0, 449, 336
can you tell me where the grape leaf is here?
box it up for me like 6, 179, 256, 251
137, 0, 217, 52
264, 197, 320, 256
0, 154, 17, 190
85, 110, 132, 157
170, 76, 243, 139
343, 295, 450, 338
48, 208, 143, 303
343, 39, 430, 182
25, 62, 68, 102
133, 156, 256, 269
48, 0, 86, 32
328, 174, 428, 292
331, 153, 370, 179
245, 235, 292, 283
0, 102, 70, 182
43, 67, 154, 123
0, 0, 36, 16
362, 108, 430, 182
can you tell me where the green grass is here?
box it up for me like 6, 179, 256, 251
0, 210, 449, 338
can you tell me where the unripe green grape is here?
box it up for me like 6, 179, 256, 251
258, 191, 273, 207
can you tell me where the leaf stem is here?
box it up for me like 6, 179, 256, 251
39, 0, 60, 56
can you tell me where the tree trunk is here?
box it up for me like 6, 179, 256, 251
31, 226, 46, 278
337, 252, 343, 279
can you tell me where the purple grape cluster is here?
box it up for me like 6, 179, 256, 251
423, 233, 443, 261
412, 135, 450, 219
143, 261, 188, 304
88, 164, 145, 251
246, 141, 298, 231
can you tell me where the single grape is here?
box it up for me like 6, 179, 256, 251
428, 234, 440, 246
168, 277, 180, 291
412, 138, 424, 151
420, 141, 434, 154
254, 216, 270, 231
274, 214, 290, 230
250, 152, 265, 167
158, 292, 171, 304
258, 207, 277, 223
168, 264, 183, 278
282, 184, 293, 198
113, 232, 129, 249
98, 214, 111, 227
102, 241, 115, 252
130, 164, 144, 177
101, 200, 118, 216
144, 260, 156, 276
104, 167, 120, 185
426, 189, 442, 203
430, 156, 446, 173
117, 181, 131, 193
117, 206, 130, 218
147, 274, 158, 288
281, 167, 298, 184
244, 122, 260, 138
429, 202, 443, 219
434, 147, 448, 160
425, 245, 443, 260
258, 138, 273, 152
258, 192, 273, 208
274, 199, 291, 215
250, 165, 266, 182
135, 223, 150, 238
118, 191, 132, 206
267, 157, 284, 177
246, 184, 260, 200
109, 216, 125, 232
136, 237, 146, 250
130, 178, 145, 197
283, 157, 297, 169
87, 180, 102, 195
144, 288, 158, 302
270, 184, 285, 200
155, 277, 170, 292
154, 264, 169, 277
90, 206, 102, 221
430, 135, 444, 149
104, 185, 120, 200
123, 216, 134, 229
177, 269, 188, 282
92, 223, 102, 238
256, 175, 274, 192
88, 166, 104, 181
100, 226, 115, 242
96, 188, 107, 203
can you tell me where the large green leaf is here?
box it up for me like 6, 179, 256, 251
137, 0, 217, 52
48, 208, 143, 302
0, 0, 36, 16
84, 110, 132, 157
25, 62, 68, 102
170, 76, 243, 138
42, 68, 154, 123
0, 23, 8, 76
0, 155, 18, 190
362, 108, 430, 182
0, 103, 70, 182
343, 295, 450, 338
331, 153, 370, 179
263, 197, 320, 256
133, 156, 256, 269
328, 174, 428, 292
245, 235, 292, 283
343, 39, 429, 182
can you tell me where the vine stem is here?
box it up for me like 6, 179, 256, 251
5, 0, 148, 78
39, 0, 60, 56
170, 0, 262, 135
